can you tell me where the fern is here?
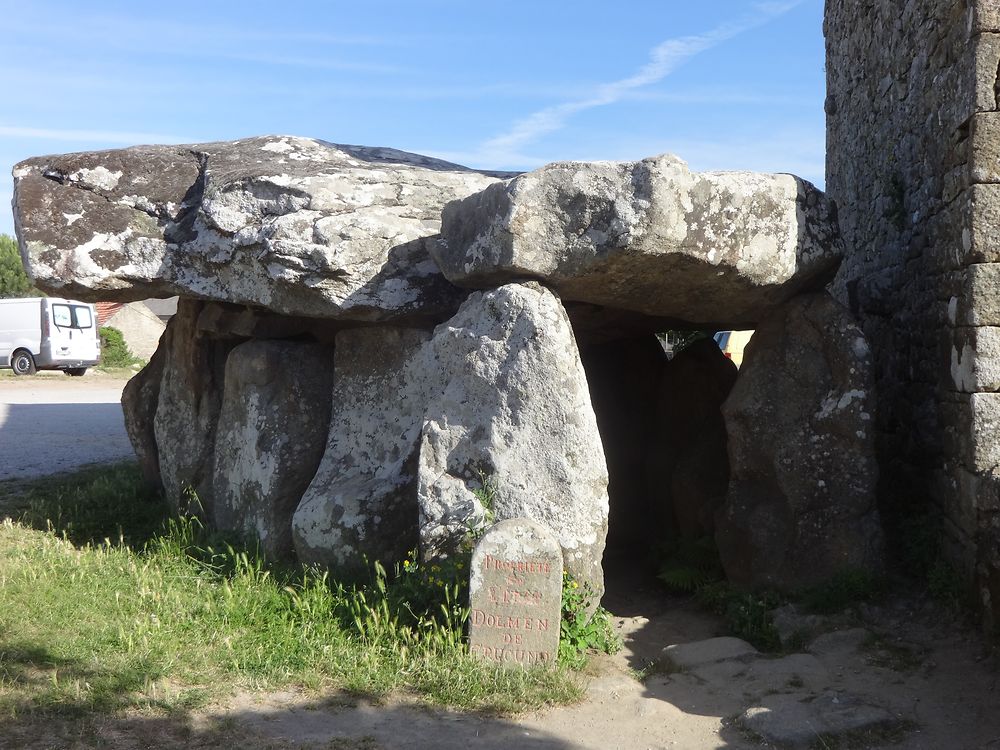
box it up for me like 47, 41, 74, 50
656, 535, 724, 593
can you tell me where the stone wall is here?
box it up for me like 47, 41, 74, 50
826, 0, 1000, 628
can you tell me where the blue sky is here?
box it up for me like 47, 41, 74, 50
1, 0, 825, 237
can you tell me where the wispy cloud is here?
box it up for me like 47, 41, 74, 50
463, 2, 802, 167
0, 126, 194, 145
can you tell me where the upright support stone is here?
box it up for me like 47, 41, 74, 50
416, 281, 609, 601
212, 340, 335, 560
716, 293, 882, 590
468, 519, 563, 667
292, 326, 432, 570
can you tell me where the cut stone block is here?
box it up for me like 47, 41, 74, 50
468, 518, 562, 668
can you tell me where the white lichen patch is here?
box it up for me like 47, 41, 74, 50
816, 389, 867, 419
951, 343, 976, 392
261, 139, 294, 153
851, 336, 870, 359
69, 166, 123, 191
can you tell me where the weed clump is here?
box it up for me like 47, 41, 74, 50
558, 571, 621, 667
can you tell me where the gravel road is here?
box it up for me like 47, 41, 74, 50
0, 372, 135, 482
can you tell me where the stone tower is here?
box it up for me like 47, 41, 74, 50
826, 0, 1000, 628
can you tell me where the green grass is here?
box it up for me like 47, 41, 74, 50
0, 464, 583, 724
95, 364, 145, 376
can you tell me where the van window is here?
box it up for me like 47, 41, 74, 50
52, 304, 94, 329
73, 306, 94, 329
52, 304, 73, 328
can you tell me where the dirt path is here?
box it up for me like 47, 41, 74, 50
192, 584, 999, 750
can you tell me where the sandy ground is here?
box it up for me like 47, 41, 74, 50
0, 371, 134, 482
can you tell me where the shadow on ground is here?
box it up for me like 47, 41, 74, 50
0, 402, 133, 482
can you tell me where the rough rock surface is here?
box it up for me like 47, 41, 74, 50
152, 299, 240, 516
738, 692, 895, 748
416, 282, 609, 597
660, 637, 758, 671
435, 154, 842, 327
212, 340, 334, 560
13, 136, 510, 322
121, 338, 166, 489
826, 0, 1000, 628
716, 293, 883, 590
292, 327, 430, 570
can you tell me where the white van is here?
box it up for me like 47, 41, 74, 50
0, 297, 101, 376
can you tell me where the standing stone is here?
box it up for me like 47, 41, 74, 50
153, 298, 240, 517
212, 340, 334, 560
416, 282, 610, 600
121, 337, 167, 490
292, 327, 431, 570
716, 293, 883, 590
469, 519, 563, 667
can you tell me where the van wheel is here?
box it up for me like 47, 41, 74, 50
11, 350, 37, 376
64, 368, 87, 377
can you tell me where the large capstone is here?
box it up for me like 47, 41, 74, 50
212, 340, 334, 560
292, 327, 431, 570
716, 293, 883, 590
435, 154, 842, 328
13, 136, 511, 323
416, 281, 610, 597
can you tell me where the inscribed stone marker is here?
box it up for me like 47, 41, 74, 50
468, 518, 562, 667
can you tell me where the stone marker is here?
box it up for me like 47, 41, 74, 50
468, 518, 562, 667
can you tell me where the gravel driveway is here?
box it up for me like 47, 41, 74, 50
0, 372, 135, 482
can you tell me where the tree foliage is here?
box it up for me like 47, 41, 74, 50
0, 233, 36, 298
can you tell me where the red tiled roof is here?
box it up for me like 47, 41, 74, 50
95, 302, 124, 326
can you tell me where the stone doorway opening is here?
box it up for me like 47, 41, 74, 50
575, 327, 740, 601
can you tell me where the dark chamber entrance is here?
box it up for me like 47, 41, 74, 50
576, 331, 739, 600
